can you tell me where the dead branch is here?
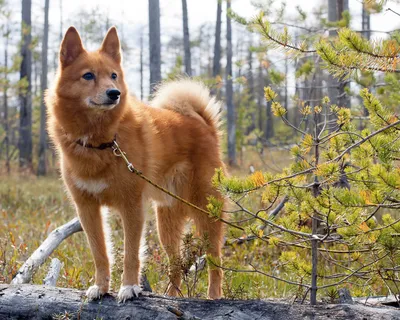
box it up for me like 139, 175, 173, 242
11, 218, 82, 284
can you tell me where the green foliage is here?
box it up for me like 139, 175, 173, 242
271, 101, 287, 117
360, 88, 399, 128
211, 76, 400, 302
264, 86, 277, 101
166, 56, 184, 80
321, 10, 351, 28
206, 196, 223, 219
227, 7, 249, 26
269, 69, 285, 85
295, 60, 314, 79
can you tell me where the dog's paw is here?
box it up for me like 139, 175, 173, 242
86, 285, 107, 301
117, 285, 142, 303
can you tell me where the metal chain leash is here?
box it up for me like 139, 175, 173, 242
111, 140, 241, 230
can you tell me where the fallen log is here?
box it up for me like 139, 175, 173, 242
1, 284, 400, 320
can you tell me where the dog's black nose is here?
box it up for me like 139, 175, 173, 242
106, 89, 121, 101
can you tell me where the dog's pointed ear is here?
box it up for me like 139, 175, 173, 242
60, 26, 84, 67
100, 27, 122, 64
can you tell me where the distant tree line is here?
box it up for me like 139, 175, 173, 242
0, 0, 391, 175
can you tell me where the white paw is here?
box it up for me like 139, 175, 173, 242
86, 285, 105, 301
118, 285, 142, 303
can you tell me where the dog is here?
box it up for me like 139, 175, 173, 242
46, 26, 225, 302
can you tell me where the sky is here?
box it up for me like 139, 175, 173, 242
4, 0, 400, 99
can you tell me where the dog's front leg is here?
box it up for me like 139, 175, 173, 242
75, 199, 110, 300
117, 201, 145, 303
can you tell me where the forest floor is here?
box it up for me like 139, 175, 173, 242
3, 147, 392, 304
0, 147, 298, 300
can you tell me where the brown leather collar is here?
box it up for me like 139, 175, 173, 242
76, 134, 117, 150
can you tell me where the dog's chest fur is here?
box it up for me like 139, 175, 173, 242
73, 176, 109, 195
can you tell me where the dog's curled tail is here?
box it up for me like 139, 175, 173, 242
151, 79, 221, 130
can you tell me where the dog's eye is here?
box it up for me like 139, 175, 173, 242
82, 72, 95, 80
111, 73, 117, 80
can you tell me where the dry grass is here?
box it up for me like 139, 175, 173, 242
0, 148, 296, 299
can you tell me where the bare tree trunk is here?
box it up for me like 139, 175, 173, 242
362, 4, 371, 41
327, 0, 339, 120
19, 0, 33, 169
37, 0, 50, 176
181, 0, 192, 76
226, 0, 236, 166
310, 208, 318, 305
149, 0, 161, 94
59, 0, 63, 41
140, 33, 144, 101
359, 3, 371, 130
3, 24, 10, 174
212, 0, 222, 78
247, 43, 254, 101
257, 58, 263, 134
264, 71, 274, 140
246, 39, 255, 134
327, 0, 350, 110
284, 56, 289, 118
310, 96, 322, 307
33, 46, 38, 98
265, 101, 273, 140
198, 26, 203, 76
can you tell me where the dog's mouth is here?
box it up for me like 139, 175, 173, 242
88, 99, 119, 110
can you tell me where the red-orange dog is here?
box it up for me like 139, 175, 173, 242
46, 26, 225, 302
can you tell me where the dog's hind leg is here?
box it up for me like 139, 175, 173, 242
117, 200, 145, 302
191, 190, 224, 300
156, 203, 186, 297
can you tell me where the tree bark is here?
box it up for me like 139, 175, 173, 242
149, 0, 161, 94
246, 39, 255, 134
327, 0, 350, 109
257, 58, 263, 134
360, 3, 371, 129
265, 99, 273, 140
1, 284, 399, 320
59, 0, 63, 41
226, 0, 236, 166
37, 0, 49, 176
284, 56, 289, 119
140, 32, 144, 101
3, 21, 10, 174
362, 3, 371, 41
19, 0, 33, 169
212, 0, 222, 78
247, 44, 254, 101
181, 0, 192, 76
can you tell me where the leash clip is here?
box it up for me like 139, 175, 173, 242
112, 141, 125, 158
112, 140, 141, 174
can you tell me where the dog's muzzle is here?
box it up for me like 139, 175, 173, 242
88, 89, 121, 109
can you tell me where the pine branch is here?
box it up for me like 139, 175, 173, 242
254, 14, 316, 54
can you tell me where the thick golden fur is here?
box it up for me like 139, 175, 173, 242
46, 26, 225, 301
